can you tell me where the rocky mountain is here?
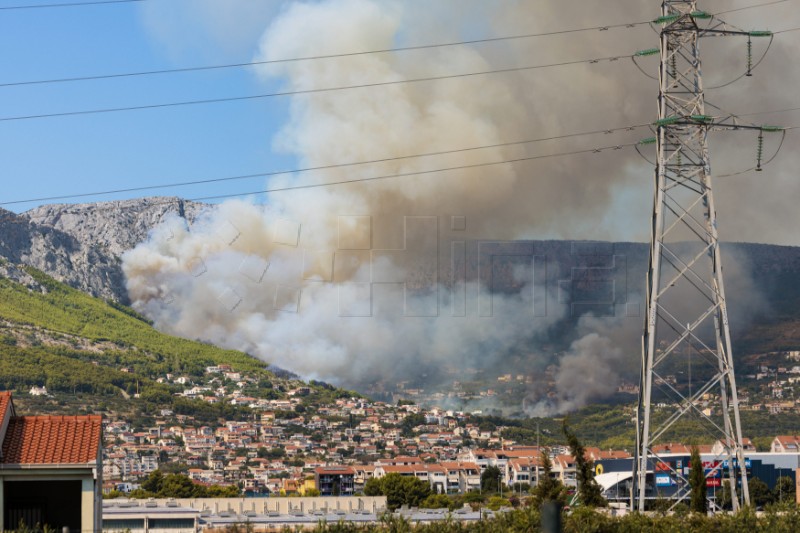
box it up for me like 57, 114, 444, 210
0, 198, 206, 303
2, 197, 800, 356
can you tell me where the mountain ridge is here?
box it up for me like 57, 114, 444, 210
1, 197, 206, 302
2, 197, 800, 366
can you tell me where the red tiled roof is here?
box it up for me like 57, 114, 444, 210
0, 392, 13, 429
2, 415, 102, 464
315, 466, 354, 475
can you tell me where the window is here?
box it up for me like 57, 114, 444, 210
148, 518, 195, 529
103, 518, 145, 530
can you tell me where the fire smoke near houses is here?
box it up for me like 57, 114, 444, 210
123, 0, 791, 414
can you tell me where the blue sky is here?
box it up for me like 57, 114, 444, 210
1, 0, 798, 246
0, 0, 294, 212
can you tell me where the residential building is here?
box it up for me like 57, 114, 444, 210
772, 436, 800, 453
314, 466, 355, 496
0, 391, 103, 532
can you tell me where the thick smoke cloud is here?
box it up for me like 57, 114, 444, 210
549, 333, 624, 415
124, 0, 796, 413
123, 201, 566, 387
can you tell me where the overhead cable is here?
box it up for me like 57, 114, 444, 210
0, 127, 648, 206
0, 22, 650, 88
0, 0, 142, 9
715, 0, 791, 15
0, 53, 635, 123
0, 143, 638, 220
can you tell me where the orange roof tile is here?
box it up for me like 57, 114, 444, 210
0, 392, 13, 428
381, 465, 420, 474
2, 415, 102, 465
509, 457, 543, 468
315, 466, 354, 475
440, 461, 480, 471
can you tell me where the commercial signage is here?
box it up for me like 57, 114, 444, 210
655, 462, 672, 472
722, 458, 752, 469
703, 461, 721, 479
656, 474, 675, 487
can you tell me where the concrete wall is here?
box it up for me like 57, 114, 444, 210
144, 496, 387, 515
82, 478, 95, 531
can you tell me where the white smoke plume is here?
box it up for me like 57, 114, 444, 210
123, 201, 566, 386
544, 333, 624, 416
124, 0, 796, 413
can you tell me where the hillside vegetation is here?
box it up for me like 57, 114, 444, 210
0, 264, 351, 420
0, 266, 264, 373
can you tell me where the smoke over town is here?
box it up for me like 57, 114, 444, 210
124, 0, 794, 414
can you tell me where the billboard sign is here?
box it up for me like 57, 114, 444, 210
703, 461, 721, 479
656, 474, 675, 487
656, 461, 672, 472
722, 458, 752, 469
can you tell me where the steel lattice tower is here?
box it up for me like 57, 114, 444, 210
632, 1, 775, 512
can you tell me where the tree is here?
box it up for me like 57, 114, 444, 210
266, 447, 286, 459
159, 473, 204, 498
206, 484, 240, 497
486, 495, 512, 511
717, 480, 733, 510
478, 421, 497, 433
511, 482, 531, 494
160, 461, 189, 474
749, 477, 774, 508
420, 493, 452, 510
773, 476, 795, 505
364, 473, 431, 510
128, 488, 153, 499
531, 451, 567, 507
400, 413, 426, 437
364, 477, 383, 497
564, 421, 606, 507
462, 491, 486, 504
689, 446, 707, 514
141, 469, 164, 494
481, 465, 502, 494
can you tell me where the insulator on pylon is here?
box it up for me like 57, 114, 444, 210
746, 37, 753, 77
756, 132, 764, 171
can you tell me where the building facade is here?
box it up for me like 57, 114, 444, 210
0, 391, 103, 532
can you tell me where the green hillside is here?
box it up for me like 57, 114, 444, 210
0, 266, 265, 373
0, 265, 320, 420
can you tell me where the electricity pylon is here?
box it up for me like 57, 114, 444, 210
632, 1, 777, 512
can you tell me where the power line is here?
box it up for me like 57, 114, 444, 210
0, 22, 651, 88
0, 53, 636, 123
0, 124, 649, 206
715, 0, 791, 15
736, 105, 800, 117
4, 103, 796, 207
3, 141, 641, 218
6, 119, 796, 214
0, 0, 142, 9
192, 143, 640, 202
4, 2, 791, 88
1, 0, 787, 13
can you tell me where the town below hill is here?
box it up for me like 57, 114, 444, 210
2, 232, 800, 515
